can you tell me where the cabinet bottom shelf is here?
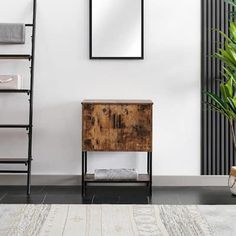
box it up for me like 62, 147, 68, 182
84, 174, 150, 183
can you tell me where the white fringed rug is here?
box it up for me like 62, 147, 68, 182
0, 204, 235, 236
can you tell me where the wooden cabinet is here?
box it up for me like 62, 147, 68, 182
81, 100, 153, 196
82, 100, 153, 152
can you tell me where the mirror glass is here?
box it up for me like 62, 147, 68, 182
90, 0, 143, 59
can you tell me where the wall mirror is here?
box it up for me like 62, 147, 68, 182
89, 0, 144, 59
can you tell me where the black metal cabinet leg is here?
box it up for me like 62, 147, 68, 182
85, 152, 87, 173
82, 151, 85, 196
147, 152, 150, 173
149, 152, 152, 196
85, 152, 87, 190
147, 152, 150, 187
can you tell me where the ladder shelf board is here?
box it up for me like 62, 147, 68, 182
0, 54, 31, 60
0, 89, 30, 94
0, 170, 28, 173
0, 124, 30, 129
0, 157, 28, 164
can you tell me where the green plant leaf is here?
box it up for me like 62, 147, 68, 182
232, 97, 236, 107
223, 66, 234, 79
225, 0, 236, 8
213, 29, 234, 44
206, 92, 228, 113
204, 2, 236, 125
220, 83, 229, 102
215, 52, 236, 70
230, 22, 236, 41
227, 97, 236, 113
225, 78, 234, 97
204, 101, 229, 117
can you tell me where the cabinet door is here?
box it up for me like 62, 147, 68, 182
116, 104, 152, 151
82, 104, 119, 151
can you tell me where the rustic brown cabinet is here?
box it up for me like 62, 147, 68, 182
81, 100, 153, 195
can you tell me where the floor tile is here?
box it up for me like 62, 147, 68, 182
92, 195, 120, 204
0, 186, 45, 195
151, 187, 182, 204
87, 186, 149, 204
43, 194, 83, 204
0, 194, 45, 204
43, 186, 81, 195
0, 186, 235, 205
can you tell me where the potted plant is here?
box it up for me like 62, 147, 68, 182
206, 0, 236, 194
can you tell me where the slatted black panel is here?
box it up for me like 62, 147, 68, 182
201, 0, 236, 175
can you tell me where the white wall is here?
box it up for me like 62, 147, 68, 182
0, 0, 200, 176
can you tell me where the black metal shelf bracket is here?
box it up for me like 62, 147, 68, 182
0, 0, 37, 195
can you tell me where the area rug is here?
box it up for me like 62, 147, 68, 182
0, 204, 235, 236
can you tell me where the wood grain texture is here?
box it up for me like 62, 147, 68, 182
82, 102, 152, 151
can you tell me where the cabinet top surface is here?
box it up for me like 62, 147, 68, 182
82, 99, 153, 105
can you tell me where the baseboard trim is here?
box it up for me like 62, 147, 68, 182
154, 175, 228, 186
0, 175, 229, 186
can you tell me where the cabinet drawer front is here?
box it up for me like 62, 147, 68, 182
82, 103, 152, 151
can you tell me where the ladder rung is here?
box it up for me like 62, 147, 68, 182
0, 54, 31, 60
0, 158, 28, 164
0, 89, 30, 94
0, 124, 30, 129
0, 170, 28, 173
25, 24, 34, 27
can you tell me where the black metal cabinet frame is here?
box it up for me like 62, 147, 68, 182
81, 151, 152, 196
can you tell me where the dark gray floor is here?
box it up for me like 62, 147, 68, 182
0, 186, 235, 204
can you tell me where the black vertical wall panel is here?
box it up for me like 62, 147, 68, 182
201, 0, 236, 175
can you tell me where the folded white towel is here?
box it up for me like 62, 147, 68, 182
0, 75, 22, 89
0, 23, 25, 44
95, 169, 138, 180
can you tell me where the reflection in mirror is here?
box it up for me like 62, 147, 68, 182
90, 0, 143, 59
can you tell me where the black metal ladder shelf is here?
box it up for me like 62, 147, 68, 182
0, 0, 37, 195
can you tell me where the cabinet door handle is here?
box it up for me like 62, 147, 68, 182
113, 114, 121, 129
118, 115, 121, 129
113, 114, 116, 129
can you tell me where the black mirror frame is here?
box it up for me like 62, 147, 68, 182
89, 0, 144, 60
